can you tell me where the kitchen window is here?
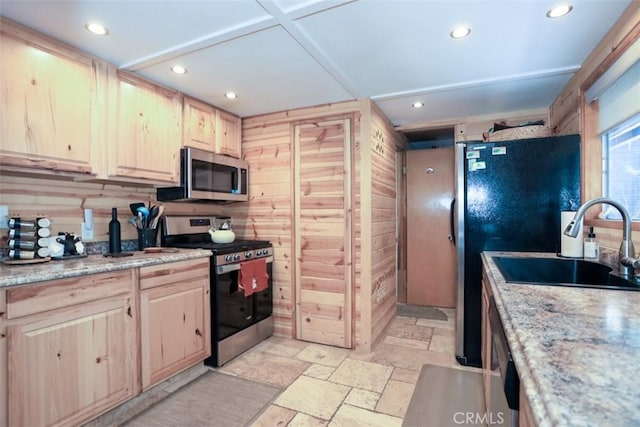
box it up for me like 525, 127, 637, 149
586, 41, 640, 223
601, 113, 640, 221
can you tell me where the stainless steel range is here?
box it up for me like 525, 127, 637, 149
161, 216, 273, 367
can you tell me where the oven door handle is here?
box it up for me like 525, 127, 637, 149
216, 256, 273, 274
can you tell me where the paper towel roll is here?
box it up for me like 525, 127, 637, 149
561, 211, 583, 258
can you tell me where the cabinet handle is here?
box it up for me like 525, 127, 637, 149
195, 328, 202, 337
127, 306, 132, 317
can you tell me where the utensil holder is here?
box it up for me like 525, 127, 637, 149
137, 228, 158, 251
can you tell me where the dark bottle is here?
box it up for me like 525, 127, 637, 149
108, 208, 122, 253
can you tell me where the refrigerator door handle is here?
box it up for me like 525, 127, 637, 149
449, 198, 456, 246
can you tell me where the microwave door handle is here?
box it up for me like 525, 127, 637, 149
233, 167, 241, 194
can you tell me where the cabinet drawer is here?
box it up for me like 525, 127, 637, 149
139, 258, 209, 290
6, 270, 134, 319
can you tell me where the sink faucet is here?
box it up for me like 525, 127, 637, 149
564, 197, 638, 278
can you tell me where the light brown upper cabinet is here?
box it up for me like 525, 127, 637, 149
215, 109, 242, 159
1, 17, 240, 182
0, 20, 100, 176
183, 96, 241, 158
183, 96, 216, 152
106, 70, 182, 184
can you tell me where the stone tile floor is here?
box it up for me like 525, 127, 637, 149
214, 308, 482, 426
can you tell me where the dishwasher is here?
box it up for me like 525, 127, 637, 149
489, 296, 520, 426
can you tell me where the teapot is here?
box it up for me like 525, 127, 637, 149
208, 216, 235, 243
213, 216, 233, 231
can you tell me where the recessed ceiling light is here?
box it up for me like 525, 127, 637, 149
546, 4, 573, 18
450, 26, 471, 39
224, 92, 238, 100
171, 65, 187, 75
85, 22, 108, 36
412, 101, 424, 109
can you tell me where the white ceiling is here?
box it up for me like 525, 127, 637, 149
0, 0, 632, 129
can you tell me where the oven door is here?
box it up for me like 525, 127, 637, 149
214, 256, 273, 341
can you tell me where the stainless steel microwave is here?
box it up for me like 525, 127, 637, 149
157, 147, 249, 203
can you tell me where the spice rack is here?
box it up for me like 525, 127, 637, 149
6, 216, 52, 262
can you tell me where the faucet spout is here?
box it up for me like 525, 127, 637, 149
564, 197, 636, 278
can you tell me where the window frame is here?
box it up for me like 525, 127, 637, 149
582, 95, 640, 232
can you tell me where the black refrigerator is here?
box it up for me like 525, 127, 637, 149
454, 134, 581, 367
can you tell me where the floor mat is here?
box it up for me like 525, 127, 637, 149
396, 304, 448, 321
123, 370, 282, 427
403, 365, 484, 427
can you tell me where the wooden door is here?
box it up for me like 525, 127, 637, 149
0, 290, 6, 427
215, 109, 242, 158
183, 97, 216, 152
139, 260, 211, 390
7, 295, 135, 427
0, 30, 95, 174
406, 147, 456, 307
294, 118, 352, 348
110, 70, 182, 183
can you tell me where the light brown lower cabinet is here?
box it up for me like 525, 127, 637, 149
4, 270, 137, 427
0, 290, 6, 427
519, 384, 536, 427
139, 259, 211, 390
0, 257, 211, 427
481, 275, 492, 416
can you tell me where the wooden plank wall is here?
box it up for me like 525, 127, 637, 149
1, 98, 407, 354
368, 104, 406, 349
233, 101, 362, 340
549, 2, 640, 254
0, 174, 229, 246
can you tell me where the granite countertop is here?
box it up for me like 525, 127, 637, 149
482, 251, 640, 427
0, 248, 213, 288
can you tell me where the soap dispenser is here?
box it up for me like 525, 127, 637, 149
584, 226, 599, 260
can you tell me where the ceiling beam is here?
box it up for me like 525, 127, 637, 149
372, 66, 581, 102
120, 16, 279, 71
256, 0, 362, 99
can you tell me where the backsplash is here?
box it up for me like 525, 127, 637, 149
0, 173, 238, 250
84, 239, 139, 255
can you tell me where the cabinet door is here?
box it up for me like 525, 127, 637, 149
139, 259, 211, 389
7, 294, 136, 427
519, 384, 537, 427
215, 109, 242, 158
0, 24, 97, 175
109, 70, 182, 183
183, 97, 216, 151
0, 291, 6, 427
294, 118, 352, 348
481, 276, 492, 416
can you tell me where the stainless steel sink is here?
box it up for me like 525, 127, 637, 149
492, 256, 640, 291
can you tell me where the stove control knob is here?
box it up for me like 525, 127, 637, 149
256, 250, 262, 256
233, 254, 241, 261
225, 255, 233, 262
262, 249, 269, 256
245, 251, 253, 258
